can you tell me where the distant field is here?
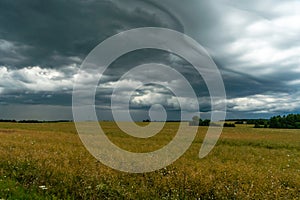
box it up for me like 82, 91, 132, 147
0, 122, 299, 199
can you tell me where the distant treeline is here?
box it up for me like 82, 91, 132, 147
189, 116, 211, 126
0, 119, 73, 123
235, 114, 300, 129
142, 119, 186, 122
228, 119, 268, 125
192, 114, 300, 129
223, 123, 236, 127
190, 117, 236, 127
269, 114, 300, 129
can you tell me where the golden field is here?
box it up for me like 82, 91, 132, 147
0, 122, 299, 199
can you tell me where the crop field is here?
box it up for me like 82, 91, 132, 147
0, 122, 300, 199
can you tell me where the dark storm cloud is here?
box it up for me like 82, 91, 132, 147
0, 0, 191, 121
0, 0, 300, 120
0, 0, 183, 68
0, 92, 71, 106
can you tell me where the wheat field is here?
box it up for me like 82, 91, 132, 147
0, 122, 299, 199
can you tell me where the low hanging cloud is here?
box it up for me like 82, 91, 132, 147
0, 66, 75, 94
100, 77, 199, 112
227, 92, 300, 114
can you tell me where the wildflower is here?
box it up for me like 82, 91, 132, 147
39, 185, 48, 190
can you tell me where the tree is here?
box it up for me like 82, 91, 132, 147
192, 116, 200, 124
254, 122, 262, 128
199, 119, 210, 126
224, 123, 235, 127
269, 114, 300, 129
189, 116, 200, 126
189, 116, 211, 126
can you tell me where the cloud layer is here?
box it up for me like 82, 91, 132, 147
0, 0, 299, 120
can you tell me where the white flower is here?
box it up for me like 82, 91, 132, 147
39, 185, 48, 190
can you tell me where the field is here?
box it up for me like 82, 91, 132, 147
0, 122, 300, 199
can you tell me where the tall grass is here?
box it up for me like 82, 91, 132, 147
0, 122, 299, 199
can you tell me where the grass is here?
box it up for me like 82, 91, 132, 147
0, 122, 300, 199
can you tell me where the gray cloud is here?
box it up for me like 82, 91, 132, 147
0, 0, 182, 68
0, 0, 299, 120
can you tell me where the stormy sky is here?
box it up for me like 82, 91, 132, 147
0, 0, 299, 120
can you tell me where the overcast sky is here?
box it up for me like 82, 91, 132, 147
0, 0, 299, 120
